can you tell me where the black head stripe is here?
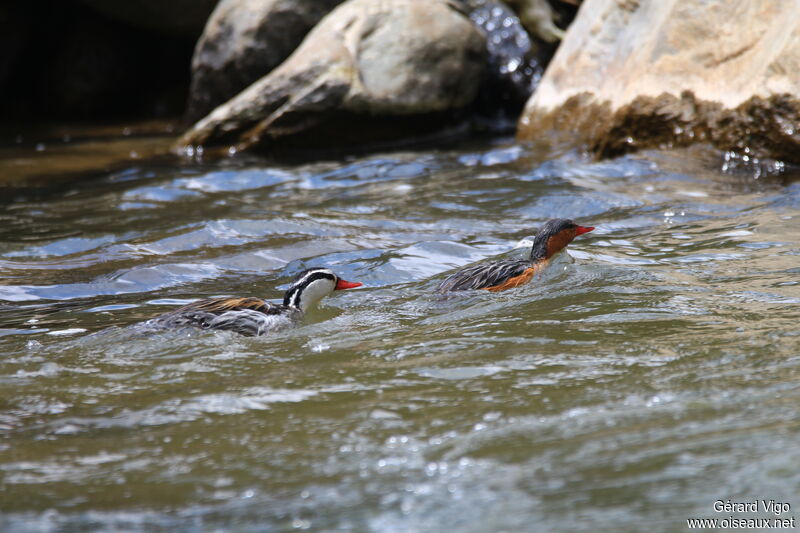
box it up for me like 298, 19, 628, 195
303, 271, 336, 285
290, 268, 330, 283
284, 269, 337, 307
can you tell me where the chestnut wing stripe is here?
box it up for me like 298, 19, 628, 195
484, 267, 537, 292
438, 260, 531, 291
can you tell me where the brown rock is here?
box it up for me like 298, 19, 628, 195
518, 0, 800, 163
505, 0, 566, 42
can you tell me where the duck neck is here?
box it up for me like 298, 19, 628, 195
283, 287, 304, 311
528, 234, 551, 263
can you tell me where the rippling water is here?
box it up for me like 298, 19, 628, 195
1, 134, 799, 532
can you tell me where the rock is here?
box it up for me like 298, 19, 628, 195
80, 0, 218, 39
186, 0, 344, 122
178, 0, 486, 154
518, 0, 800, 164
505, 0, 565, 42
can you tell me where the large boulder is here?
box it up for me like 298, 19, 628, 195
178, 0, 486, 154
518, 0, 800, 164
186, 0, 344, 122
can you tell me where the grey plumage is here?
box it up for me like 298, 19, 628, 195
147, 297, 300, 336
437, 259, 530, 292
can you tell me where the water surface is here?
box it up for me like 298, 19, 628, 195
1, 135, 799, 531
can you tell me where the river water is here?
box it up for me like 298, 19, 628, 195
1, 131, 799, 532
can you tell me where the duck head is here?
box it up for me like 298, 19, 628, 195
529, 218, 594, 262
283, 268, 362, 312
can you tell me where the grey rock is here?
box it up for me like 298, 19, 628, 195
179, 0, 486, 153
186, 0, 344, 122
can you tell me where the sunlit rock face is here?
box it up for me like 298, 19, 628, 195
518, 0, 800, 164
178, 0, 486, 155
186, 0, 344, 122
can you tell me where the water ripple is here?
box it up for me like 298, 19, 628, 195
1, 140, 799, 531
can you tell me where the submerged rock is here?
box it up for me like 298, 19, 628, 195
518, 0, 800, 164
178, 0, 485, 154
186, 0, 344, 122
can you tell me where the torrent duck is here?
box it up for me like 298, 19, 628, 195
149, 268, 362, 336
438, 218, 594, 292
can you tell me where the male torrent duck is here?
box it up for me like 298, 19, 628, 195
149, 268, 362, 336
438, 218, 594, 292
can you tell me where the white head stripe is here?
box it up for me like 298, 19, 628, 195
285, 269, 337, 311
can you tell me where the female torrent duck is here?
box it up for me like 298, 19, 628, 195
438, 218, 594, 292
149, 268, 362, 336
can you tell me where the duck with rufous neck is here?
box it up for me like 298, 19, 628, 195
148, 268, 362, 336
437, 218, 595, 292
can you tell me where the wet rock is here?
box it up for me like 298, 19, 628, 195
178, 0, 486, 154
186, 0, 344, 122
80, 0, 218, 39
518, 0, 800, 164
